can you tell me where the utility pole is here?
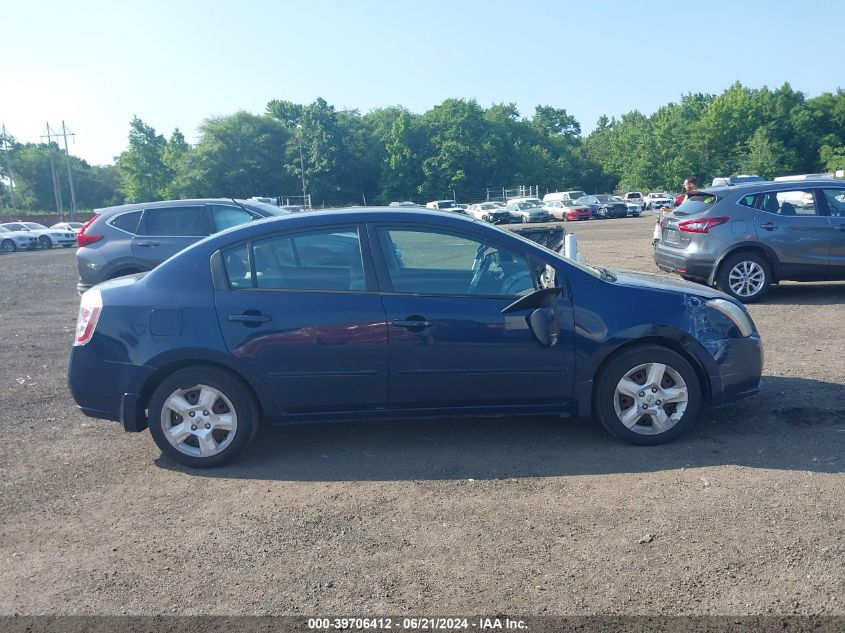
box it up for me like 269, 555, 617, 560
61, 121, 78, 221
0, 125, 20, 216
41, 123, 63, 217
296, 125, 308, 209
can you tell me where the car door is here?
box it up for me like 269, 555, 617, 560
131, 204, 212, 268
818, 187, 845, 279
369, 223, 575, 411
213, 224, 389, 415
753, 189, 830, 280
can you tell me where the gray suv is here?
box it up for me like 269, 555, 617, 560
654, 180, 845, 302
76, 198, 288, 292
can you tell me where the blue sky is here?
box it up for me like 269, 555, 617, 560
2, 0, 842, 165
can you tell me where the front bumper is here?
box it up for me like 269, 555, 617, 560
706, 335, 764, 407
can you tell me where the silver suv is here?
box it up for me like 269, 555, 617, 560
654, 180, 845, 302
76, 198, 288, 293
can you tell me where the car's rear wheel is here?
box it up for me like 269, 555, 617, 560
595, 345, 701, 445
147, 367, 259, 467
716, 252, 770, 303
1, 239, 16, 253
39, 235, 52, 249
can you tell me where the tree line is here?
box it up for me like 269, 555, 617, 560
2, 82, 844, 213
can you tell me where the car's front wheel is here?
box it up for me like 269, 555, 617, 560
716, 252, 770, 303
147, 366, 260, 467
1, 239, 16, 253
595, 345, 701, 445
38, 235, 52, 249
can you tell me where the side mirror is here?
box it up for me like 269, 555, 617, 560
527, 305, 559, 347
501, 286, 563, 348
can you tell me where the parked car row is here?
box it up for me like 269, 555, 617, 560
0, 221, 78, 252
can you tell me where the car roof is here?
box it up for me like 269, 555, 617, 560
705, 179, 845, 195
92, 198, 253, 216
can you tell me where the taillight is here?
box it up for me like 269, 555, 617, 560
74, 289, 102, 346
76, 214, 103, 247
678, 216, 729, 233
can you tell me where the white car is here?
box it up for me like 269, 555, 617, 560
0, 225, 39, 252
644, 192, 674, 210
0, 222, 77, 249
51, 221, 85, 233
623, 192, 646, 209
466, 202, 510, 224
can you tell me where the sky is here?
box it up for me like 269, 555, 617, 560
2, 0, 843, 166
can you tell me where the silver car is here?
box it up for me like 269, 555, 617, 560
505, 201, 550, 223
75, 199, 288, 293
654, 180, 845, 302
0, 226, 38, 252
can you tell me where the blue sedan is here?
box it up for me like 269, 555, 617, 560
68, 208, 763, 467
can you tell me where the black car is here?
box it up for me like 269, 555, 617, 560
577, 195, 629, 219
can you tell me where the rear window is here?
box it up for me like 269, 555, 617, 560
675, 193, 719, 215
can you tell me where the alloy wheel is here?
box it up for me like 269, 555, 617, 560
728, 261, 765, 298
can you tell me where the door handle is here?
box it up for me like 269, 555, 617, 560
759, 222, 777, 231
392, 318, 434, 330
136, 241, 160, 247
228, 313, 271, 323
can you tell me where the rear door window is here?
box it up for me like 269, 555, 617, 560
223, 227, 364, 291
759, 190, 817, 216
139, 206, 211, 236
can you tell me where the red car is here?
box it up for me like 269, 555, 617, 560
544, 200, 592, 221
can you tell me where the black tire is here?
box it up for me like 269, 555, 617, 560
38, 235, 52, 249
147, 366, 260, 468
715, 252, 771, 303
1, 239, 15, 253
594, 345, 702, 445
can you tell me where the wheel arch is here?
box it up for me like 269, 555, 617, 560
582, 335, 712, 420
130, 352, 275, 433
708, 242, 780, 285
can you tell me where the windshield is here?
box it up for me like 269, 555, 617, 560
439, 201, 458, 209
595, 195, 612, 202
517, 202, 541, 209
243, 200, 290, 216
68, 222, 83, 228
568, 191, 586, 200
23, 223, 47, 230
480, 203, 498, 210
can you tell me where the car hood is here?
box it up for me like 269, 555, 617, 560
611, 268, 729, 300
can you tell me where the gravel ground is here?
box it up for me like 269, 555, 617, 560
0, 215, 842, 617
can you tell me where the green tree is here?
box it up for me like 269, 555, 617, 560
115, 117, 170, 202
170, 112, 291, 198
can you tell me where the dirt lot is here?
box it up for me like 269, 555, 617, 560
0, 215, 842, 617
